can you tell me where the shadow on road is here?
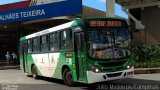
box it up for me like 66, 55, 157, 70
85, 78, 160, 90
34, 77, 160, 90
38, 76, 65, 85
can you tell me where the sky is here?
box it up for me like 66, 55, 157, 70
0, 0, 128, 18
0, 0, 24, 5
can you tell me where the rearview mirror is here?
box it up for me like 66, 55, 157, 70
129, 31, 133, 39
130, 23, 141, 32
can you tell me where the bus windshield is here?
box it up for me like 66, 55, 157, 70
87, 29, 131, 59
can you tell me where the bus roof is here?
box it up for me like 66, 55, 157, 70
20, 19, 82, 41
20, 17, 127, 41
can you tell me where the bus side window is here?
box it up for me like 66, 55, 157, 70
75, 33, 84, 52
49, 32, 59, 51
66, 29, 73, 50
33, 38, 39, 53
40, 35, 49, 52
27, 39, 32, 53
60, 29, 73, 50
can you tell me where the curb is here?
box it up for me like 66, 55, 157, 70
0, 66, 20, 70
134, 68, 160, 74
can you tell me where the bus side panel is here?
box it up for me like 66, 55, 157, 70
51, 51, 78, 82
26, 54, 42, 76
30, 53, 51, 77
49, 52, 63, 79
26, 52, 63, 78
19, 51, 39, 75
26, 54, 34, 74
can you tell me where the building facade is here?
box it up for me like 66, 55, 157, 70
116, 0, 160, 45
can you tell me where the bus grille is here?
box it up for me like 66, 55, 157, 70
106, 72, 122, 77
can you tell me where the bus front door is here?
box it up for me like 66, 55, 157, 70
22, 42, 28, 73
75, 32, 85, 81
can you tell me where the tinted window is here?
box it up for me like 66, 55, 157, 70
40, 35, 48, 52
33, 38, 39, 53
60, 29, 73, 50
49, 32, 59, 51
27, 40, 32, 53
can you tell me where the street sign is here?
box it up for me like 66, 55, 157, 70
0, 0, 82, 23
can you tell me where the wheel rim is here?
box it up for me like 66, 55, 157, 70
32, 67, 36, 78
66, 71, 72, 85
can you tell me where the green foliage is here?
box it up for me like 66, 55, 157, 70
132, 45, 160, 68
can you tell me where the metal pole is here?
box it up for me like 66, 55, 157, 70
106, 0, 115, 17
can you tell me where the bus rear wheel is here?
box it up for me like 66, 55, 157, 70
63, 68, 74, 86
31, 65, 38, 79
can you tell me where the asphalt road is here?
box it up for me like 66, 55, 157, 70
0, 69, 160, 90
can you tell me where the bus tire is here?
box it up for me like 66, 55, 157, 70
62, 68, 74, 86
31, 65, 38, 79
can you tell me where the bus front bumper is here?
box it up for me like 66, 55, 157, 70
87, 66, 134, 84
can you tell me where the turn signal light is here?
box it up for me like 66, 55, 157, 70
66, 52, 72, 57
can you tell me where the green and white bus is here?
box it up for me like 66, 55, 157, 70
19, 17, 134, 86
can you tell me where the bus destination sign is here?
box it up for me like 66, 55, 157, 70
86, 19, 128, 28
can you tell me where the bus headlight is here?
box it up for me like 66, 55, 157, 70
95, 68, 100, 73
88, 64, 100, 73
127, 65, 131, 69
126, 62, 133, 69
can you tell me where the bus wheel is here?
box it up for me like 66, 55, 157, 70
31, 65, 38, 79
63, 68, 74, 86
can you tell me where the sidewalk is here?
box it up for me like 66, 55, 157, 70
0, 65, 20, 70
135, 67, 160, 74
0, 61, 20, 70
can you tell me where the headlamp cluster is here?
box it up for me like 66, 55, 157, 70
126, 62, 133, 69
88, 64, 100, 73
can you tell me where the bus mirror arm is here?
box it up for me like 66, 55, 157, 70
130, 31, 133, 39
122, 7, 145, 32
